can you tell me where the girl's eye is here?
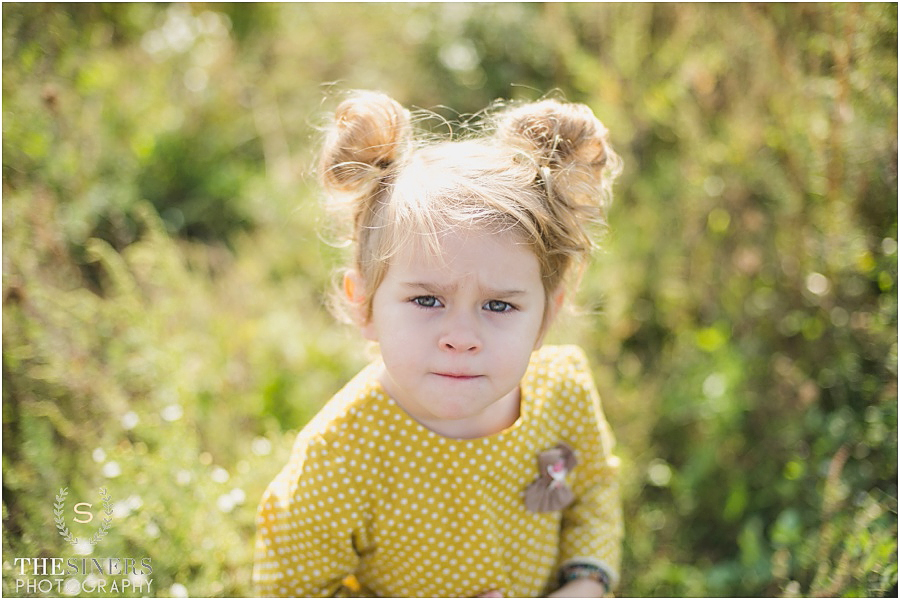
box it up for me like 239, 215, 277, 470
484, 300, 513, 313
412, 296, 442, 308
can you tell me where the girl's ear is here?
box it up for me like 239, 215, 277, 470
534, 287, 566, 349
343, 270, 362, 304
343, 270, 377, 341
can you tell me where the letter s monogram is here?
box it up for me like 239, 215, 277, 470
73, 502, 93, 524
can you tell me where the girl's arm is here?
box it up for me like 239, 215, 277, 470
554, 347, 623, 596
253, 435, 364, 597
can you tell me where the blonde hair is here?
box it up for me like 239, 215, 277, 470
319, 90, 622, 323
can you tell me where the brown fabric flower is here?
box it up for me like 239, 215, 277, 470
524, 442, 577, 513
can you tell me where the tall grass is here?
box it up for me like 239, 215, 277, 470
3, 3, 896, 596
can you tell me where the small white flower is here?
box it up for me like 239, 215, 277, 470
113, 494, 142, 519
102, 461, 121, 478
175, 469, 193, 486
647, 459, 673, 487
63, 578, 81, 595
161, 404, 183, 422
74, 540, 94, 556
121, 411, 140, 430
216, 493, 236, 513
251, 436, 272, 456
210, 466, 229, 484
229, 487, 246, 505
702, 373, 727, 399
144, 522, 160, 539
170, 582, 189, 597
92, 448, 107, 463
113, 501, 131, 519
129, 570, 149, 587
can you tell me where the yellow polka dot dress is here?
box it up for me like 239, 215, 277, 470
253, 345, 622, 597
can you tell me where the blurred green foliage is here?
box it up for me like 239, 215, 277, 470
3, 3, 897, 597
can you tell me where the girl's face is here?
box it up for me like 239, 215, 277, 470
357, 228, 555, 439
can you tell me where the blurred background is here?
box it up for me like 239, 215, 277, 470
2, 3, 897, 597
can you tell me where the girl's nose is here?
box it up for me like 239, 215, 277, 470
439, 314, 482, 353
440, 335, 481, 353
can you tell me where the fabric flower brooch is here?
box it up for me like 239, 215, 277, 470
524, 442, 577, 513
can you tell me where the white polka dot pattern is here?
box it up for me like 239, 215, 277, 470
252, 345, 622, 597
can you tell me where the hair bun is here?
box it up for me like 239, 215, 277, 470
497, 99, 612, 171
320, 91, 411, 192
495, 99, 620, 219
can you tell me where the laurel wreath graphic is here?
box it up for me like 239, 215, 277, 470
54, 487, 114, 547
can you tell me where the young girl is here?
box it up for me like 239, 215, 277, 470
253, 91, 623, 598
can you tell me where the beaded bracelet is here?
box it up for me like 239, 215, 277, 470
559, 562, 612, 591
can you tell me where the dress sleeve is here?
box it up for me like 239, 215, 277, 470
557, 347, 624, 589
253, 432, 366, 597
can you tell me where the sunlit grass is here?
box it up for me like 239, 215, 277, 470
3, 3, 896, 597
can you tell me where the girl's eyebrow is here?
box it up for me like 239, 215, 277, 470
401, 281, 526, 298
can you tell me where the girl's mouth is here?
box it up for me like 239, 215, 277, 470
434, 372, 481, 380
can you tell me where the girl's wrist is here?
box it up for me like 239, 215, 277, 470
549, 577, 607, 598
558, 563, 611, 594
